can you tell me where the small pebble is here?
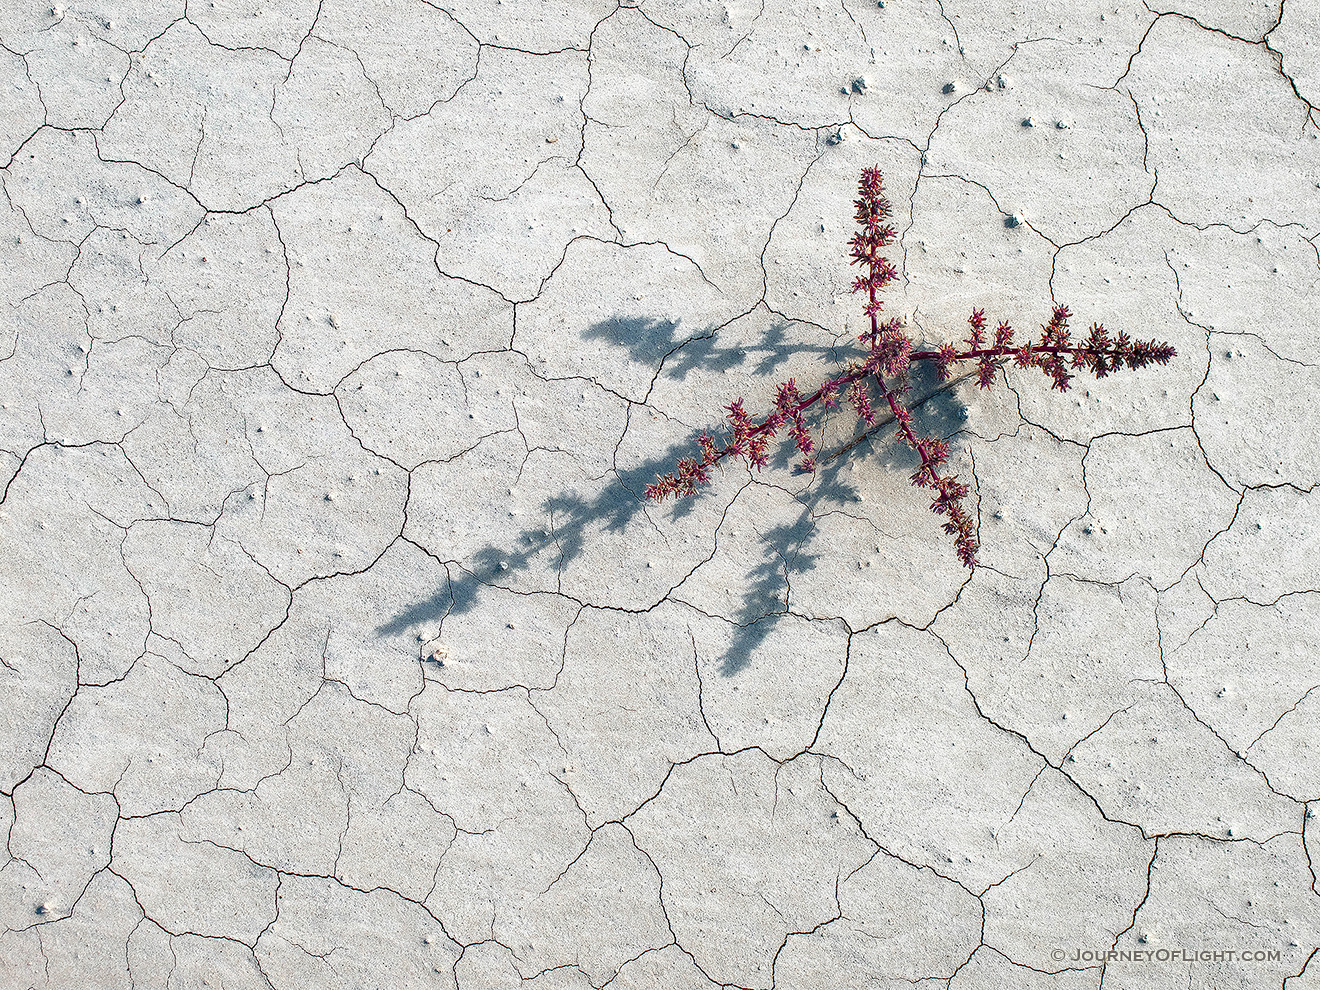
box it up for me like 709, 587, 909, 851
1005, 213, 1024, 228
1022, 116, 1036, 127
942, 81, 958, 94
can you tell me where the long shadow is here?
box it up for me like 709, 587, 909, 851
374, 430, 702, 635
379, 316, 971, 675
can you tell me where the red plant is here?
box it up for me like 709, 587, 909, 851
646, 167, 1177, 568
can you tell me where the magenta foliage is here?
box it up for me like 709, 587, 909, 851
646, 167, 1177, 568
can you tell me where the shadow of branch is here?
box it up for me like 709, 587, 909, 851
582, 315, 840, 385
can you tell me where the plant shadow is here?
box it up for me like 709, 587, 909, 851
379, 316, 971, 675
582, 314, 842, 385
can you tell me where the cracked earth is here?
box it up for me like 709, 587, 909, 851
1, 0, 1319, 987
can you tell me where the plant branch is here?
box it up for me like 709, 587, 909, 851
645, 166, 1177, 569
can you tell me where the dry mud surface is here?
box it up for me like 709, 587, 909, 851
2, 1, 1319, 988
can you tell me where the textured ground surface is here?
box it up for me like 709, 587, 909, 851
2, 0, 1319, 988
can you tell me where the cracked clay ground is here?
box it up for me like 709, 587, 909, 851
2, 0, 1320, 988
